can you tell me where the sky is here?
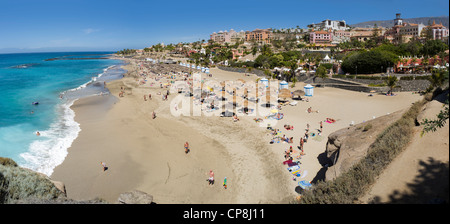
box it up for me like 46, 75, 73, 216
0, 0, 449, 53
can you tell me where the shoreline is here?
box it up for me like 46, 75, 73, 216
50, 58, 425, 203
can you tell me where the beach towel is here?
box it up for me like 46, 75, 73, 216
282, 160, 293, 165
287, 165, 300, 172
298, 180, 312, 189
292, 169, 301, 176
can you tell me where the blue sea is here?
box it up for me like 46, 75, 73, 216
0, 52, 126, 176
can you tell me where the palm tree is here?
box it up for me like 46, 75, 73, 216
289, 61, 298, 82
385, 76, 398, 94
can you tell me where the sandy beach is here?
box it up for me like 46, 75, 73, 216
51, 59, 424, 203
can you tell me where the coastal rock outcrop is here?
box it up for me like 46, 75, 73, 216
118, 190, 154, 204
325, 110, 404, 181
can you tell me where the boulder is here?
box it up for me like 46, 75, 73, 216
118, 190, 154, 204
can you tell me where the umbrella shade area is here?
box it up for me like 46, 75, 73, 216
220, 111, 235, 117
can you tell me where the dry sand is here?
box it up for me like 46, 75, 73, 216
360, 95, 449, 204
51, 60, 425, 203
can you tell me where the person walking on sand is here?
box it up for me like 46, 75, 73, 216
152, 111, 156, 119
184, 141, 190, 154
100, 161, 107, 172
208, 170, 215, 185
223, 177, 227, 189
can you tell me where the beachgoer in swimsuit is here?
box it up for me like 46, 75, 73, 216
100, 161, 107, 171
208, 170, 215, 185
184, 141, 189, 154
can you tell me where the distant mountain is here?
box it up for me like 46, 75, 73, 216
350, 16, 449, 28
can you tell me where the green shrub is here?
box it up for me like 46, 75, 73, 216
0, 157, 17, 167
362, 124, 373, 132
0, 161, 65, 204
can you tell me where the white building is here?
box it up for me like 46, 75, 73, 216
308, 19, 349, 31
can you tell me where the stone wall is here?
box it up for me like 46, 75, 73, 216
217, 66, 266, 77
331, 78, 431, 92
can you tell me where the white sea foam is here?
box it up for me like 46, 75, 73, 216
62, 65, 115, 95
20, 99, 80, 177
19, 64, 120, 176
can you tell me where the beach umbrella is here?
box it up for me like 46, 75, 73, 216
265, 90, 272, 102
278, 88, 291, 99
220, 110, 235, 117
292, 89, 305, 98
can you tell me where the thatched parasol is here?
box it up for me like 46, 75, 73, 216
292, 89, 305, 99
278, 89, 291, 99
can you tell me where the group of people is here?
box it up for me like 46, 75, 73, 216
143, 93, 152, 101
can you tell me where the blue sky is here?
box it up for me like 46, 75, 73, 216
0, 0, 448, 53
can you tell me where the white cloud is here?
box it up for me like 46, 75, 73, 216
83, 28, 100, 34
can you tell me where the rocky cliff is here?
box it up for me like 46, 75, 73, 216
325, 110, 405, 181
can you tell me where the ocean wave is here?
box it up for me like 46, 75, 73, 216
10, 63, 41, 69
20, 99, 80, 176
18, 64, 122, 176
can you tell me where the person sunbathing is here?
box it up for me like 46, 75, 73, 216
284, 125, 294, 130
326, 118, 336, 123
233, 115, 239, 122
307, 107, 319, 113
